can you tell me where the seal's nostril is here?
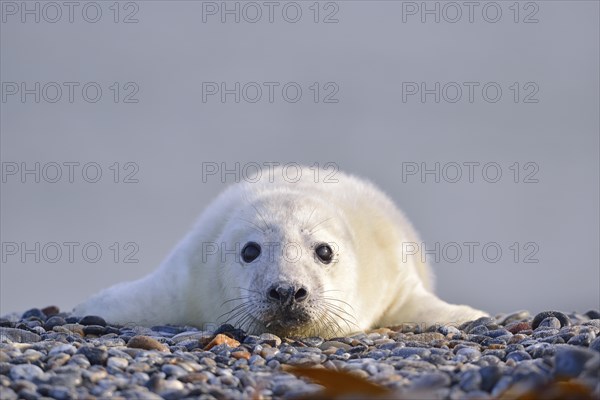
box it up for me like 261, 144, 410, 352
268, 288, 281, 301
294, 287, 308, 302
267, 284, 306, 304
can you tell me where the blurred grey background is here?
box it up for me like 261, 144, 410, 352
1, 1, 598, 317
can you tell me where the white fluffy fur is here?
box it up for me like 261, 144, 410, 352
74, 166, 487, 336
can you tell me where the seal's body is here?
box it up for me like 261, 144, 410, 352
74, 167, 486, 336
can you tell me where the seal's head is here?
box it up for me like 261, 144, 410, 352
215, 190, 359, 337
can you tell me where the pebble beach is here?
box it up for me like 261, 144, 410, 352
1, 308, 599, 399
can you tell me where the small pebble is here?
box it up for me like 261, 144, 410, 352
505, 350, 532, 362
76, 346, 108, 365
584, 310, 600, 320
410, 371, 451, 389
44, 316, 67, 331
479, 365, 503, 392
320, 340, 352, 351
259, 332, 282, 346
536, 317, 561, 330
83, 325, 106, 335
589, 337, 600, 352
55, 323, 84, 337
554, 345, 597, 377
78, 315, 107, 327
532, 311, 570, 330
204, 334, 241, 350
161, 364, 187, 378
459, 369, 482, 392
21, 308, 46, 321
127, 335, 170, 352
41, 306, 60, 316
456, 347, 482, 362
107, 357, 129, 369
9, 364, 44, 381
49, 343, 77, 356
500, 310, 530, 325
0, 327, 41, 343
567, 333, 595, 347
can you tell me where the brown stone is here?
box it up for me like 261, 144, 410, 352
231, 350, 251, 360
41, 306, 60, 316
369, 327, 392, 336
203, 334, 240, 350
506, 321, 532, 334
54, 324, 84, 337
322, 347, 338, 356
127, 335, 169, 352
508, 334, 528, 344
410, 332, 445, 342
179, 372, 209, 383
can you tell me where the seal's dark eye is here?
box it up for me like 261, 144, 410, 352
315, 244, 333, 264
241, 242, 261, 263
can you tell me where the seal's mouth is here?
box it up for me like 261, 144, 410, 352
261, 307, 313, 335
221, 289, 358, 337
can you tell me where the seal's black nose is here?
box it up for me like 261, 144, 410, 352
267, 284, 309, 305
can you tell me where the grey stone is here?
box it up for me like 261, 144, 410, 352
456, 347, 481, 362
391, 347, 431, 358
470, 325, 489, 335
76, 346, 107, 365
49, 344, 77, 356
67, 354, 91, 368
301, 337, 324, 347
106, 357, 128, 369
479, 365, 503, 392
161, 364, 187, 378
44, 316, 66, 331
554, 345, 598, 377
22, 309, 46, 321
464, 317, 496, 333
439, 325, 462, 337
506, 350, 532, 362
16, 389, 37, 400
505, 344, 525, 353
410, 371, 451, 389
48, 371, 82, 387
486, 329, 512, 338
532, 311, 570, 330
83, 325, 106, 335
536, 317, 562, 330
459, 369, 481, 392
9, 364, 44, 381
258, 333, 281, 347
527, 342, 556, 358
481, 349, 506, 360
10, 378, 37, 392
319, 340, 351, 351
568, 333, 595, 347
171, 331, 211, 344
0, 387, 17, 400
48, 386, 76, 400
500, 310, 530, 325
0, 328, 41, 343
78, 316, 106, 327
590, 337, 600, 352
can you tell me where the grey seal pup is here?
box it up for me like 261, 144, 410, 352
74, 166, 487, 337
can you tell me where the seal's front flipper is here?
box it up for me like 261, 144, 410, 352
379, 286, 488, 328
72, 273, 185, 327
